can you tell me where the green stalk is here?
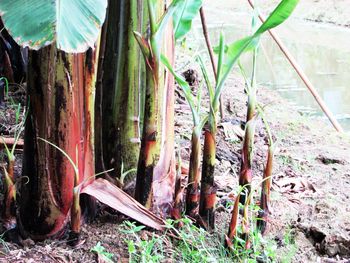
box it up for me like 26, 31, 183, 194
134, 0, 177, 212
135, 63, 160, 207
238, 48, 257, 205
133, 1, 161, 207
96, 0, 143, 184
198, 55, 218, 230
238, 49, 258, 247
161, 54, 205, 218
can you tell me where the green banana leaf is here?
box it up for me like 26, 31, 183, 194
173, 0, 203, 41
0, 0, 107, 52
213, 0, 299, 109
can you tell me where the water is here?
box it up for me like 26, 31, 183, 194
192, 13, 350, 132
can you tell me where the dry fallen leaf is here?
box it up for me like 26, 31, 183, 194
82, 178, 165, 230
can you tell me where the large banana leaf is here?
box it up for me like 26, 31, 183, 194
213, 0, 299, 109
173, 0, 203, 41
0, 0, 107, 52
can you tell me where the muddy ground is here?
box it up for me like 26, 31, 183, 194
1, 1, 350, 262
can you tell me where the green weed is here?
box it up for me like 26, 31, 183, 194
121, 216, 283, 263
121, 221, 166, 263
91, 242, 115, 263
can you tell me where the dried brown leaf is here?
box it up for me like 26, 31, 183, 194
81, 178, 165, 230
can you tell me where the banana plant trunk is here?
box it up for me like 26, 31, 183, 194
95, 0, 144, 186
238, 120, 255, 247
134, 65, 160, 208
186, 127, 201, 218
199, 128, 217, 229
19, 45, 97, 240
135, 1, 176, 217
152, 20, 176, 217
257, 145, 274, 234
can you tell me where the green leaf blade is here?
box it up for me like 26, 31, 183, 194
0, 0, 108, 52
216, 0, 299, 108
173, 0, 203, 41
0, 0, 55, 49
255, 0, 299, 35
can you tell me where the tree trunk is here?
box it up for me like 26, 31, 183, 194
19, 45, 97, 240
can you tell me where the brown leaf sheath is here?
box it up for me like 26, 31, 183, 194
199, 130, 217, 229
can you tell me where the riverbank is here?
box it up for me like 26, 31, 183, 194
205, 0, 350, 28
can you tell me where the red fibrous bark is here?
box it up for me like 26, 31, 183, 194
19, 46, 97, 240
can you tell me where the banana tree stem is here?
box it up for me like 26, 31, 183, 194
247, 0, 343, 133
199, 7, 225, 120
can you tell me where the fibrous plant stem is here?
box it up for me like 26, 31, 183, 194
199, 127, 217, 229
20, 46, 97, 240
96, 0, 144, 185
257, 107, 275, 234
134, 0, 176, 216
225, 192, 241, 248
2, 155, 16, 229
135, 65, 159, 208
186, 127, 202, 218
257, 144, 274, 234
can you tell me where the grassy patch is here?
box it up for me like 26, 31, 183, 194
119, 216, 297, 263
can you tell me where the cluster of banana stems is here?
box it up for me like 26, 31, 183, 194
162, 0, 296, 250
0, 0, 297, 248
226, 51, 276, 249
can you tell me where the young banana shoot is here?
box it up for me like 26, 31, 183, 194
133, 0, 182, 209
162, 54, 207, 219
